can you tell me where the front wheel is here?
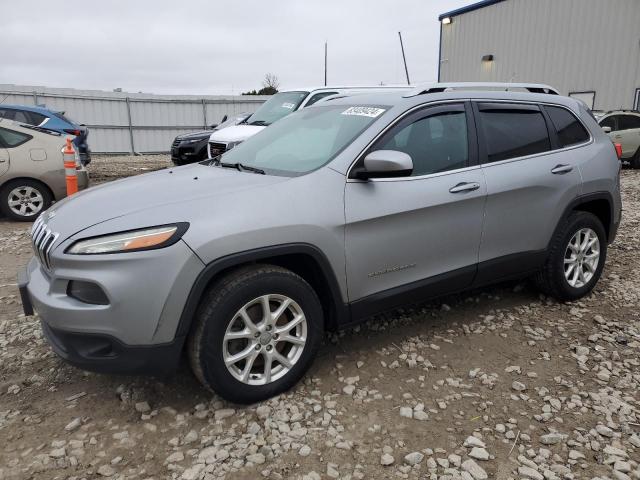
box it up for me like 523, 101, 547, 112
188, 265, 324, 404
535, 212, 607, 301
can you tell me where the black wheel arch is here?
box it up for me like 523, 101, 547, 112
555, 191, 617, 245
175, 243, 349, 340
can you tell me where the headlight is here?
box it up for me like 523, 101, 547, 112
226, 141, 242, 150
66, 223, 188, 255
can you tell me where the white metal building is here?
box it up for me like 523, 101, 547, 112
438, 0, 640, 111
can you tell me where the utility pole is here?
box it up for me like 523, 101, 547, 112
398, 32, 411, 85
324, 42, 328, 86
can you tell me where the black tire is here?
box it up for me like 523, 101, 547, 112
534, 211, 607, 301
630, 148, 640, 169
188, 265, 324, 404
0, 179, 53, 222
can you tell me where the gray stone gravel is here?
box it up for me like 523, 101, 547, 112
1, 158, 640, 479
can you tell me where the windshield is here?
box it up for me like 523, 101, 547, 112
217, 105, 387, 176
244, 91, 309, 126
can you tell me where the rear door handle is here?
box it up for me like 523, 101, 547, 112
449, 182, 480, 193
551, 164, 573, 175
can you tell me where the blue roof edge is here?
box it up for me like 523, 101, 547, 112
439, 0, 507, 20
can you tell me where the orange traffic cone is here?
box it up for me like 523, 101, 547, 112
63, 137, 78, 196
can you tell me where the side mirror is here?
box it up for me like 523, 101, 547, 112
209, 124, 218, 129
601, 126, 612, 134
353, 150, 413, 179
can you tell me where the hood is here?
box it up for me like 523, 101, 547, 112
209, 124, 265, 143
178, 130, 211, 140
45, 163, 287, 239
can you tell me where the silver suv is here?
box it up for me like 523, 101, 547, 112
19, 83, 622, 404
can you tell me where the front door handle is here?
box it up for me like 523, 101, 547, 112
449, 182, 480, 193
551, 164, 573, 175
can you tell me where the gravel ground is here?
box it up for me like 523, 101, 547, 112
1, 156, 640, 480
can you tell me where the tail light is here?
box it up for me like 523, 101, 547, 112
614, 143, 623, 159
63, 129, 82, 136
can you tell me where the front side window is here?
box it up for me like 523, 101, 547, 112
243, 91, 309, 126
376, 110, 468, 176
478, 106, 551, 163
545, 105, 590, 147
0, 127, 32, 148
618, 115, 640, 131
219, 105, 386, 176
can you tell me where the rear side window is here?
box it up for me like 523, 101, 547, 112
27, 111, 48, 126
618, 115, 640, 131
13, 110, 31, 124
304, 92, 338, 107
600, 116, 617, 131
478, 106, 551, 163
545, 106, 590, 147
0, 127, 32, 148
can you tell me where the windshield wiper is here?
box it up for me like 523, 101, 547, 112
248, 120, 269, 126
213, 159, 265, 174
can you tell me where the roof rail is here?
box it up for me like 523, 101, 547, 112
404, 82, 560, 98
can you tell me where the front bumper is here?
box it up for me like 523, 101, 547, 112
39, 322, 183, 375
18, 239, 204, 375
171, 140, 208, 165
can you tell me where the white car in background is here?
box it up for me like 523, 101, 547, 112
207, 86, 412, 158
597, 110, 640, 168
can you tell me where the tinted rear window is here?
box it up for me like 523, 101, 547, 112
546, 106, 590, 147
478, 107, 551, 163
0, 127, 32, 147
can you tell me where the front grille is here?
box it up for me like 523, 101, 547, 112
171, 138, 181, 148
208, 142, 227, 158
31, 216, 59, 270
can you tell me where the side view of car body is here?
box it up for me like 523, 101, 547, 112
19, 83, 621, 404
0, 119, 89, 220
207, 86, 412, 158
171, 113, 251, 166
596, 110, 640, 167
0, 104, 91, 165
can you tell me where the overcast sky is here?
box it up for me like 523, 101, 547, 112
3, 0, 470, 95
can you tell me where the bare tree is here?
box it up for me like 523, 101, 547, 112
262, 73, 280, 92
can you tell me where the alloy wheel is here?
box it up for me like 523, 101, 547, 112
8, 186, 44, 217
223, 294, 307, 385
564, 227, 600, 288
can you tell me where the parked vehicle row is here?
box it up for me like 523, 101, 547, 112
0, 104, 91, 165
0, 118, 89, 221
19, 83, 621, 404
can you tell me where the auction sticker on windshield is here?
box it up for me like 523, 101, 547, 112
282, 103, 296, 109
341, 106, 386, 118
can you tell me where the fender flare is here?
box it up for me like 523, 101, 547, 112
174, 243, 348, 339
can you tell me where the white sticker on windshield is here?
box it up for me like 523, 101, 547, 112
341, 106, 386, 118
281, 102, 296, 109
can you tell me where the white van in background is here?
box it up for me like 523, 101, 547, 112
207, 86, 412, 158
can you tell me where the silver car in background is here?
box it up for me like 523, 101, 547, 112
19, 83, 621, 403
0, 119, 89, 221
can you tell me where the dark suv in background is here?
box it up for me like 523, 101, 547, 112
0, 104, 91, 165
171, 113, 251, 165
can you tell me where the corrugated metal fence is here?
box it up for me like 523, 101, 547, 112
0, 84, 268, 154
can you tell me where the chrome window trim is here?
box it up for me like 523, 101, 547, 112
346, 98, 594, 183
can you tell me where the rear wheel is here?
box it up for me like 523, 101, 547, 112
535, 212, 606, 301
0, 179, 52, 221
188, 265, 324, 404
629, 148, 640, 169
